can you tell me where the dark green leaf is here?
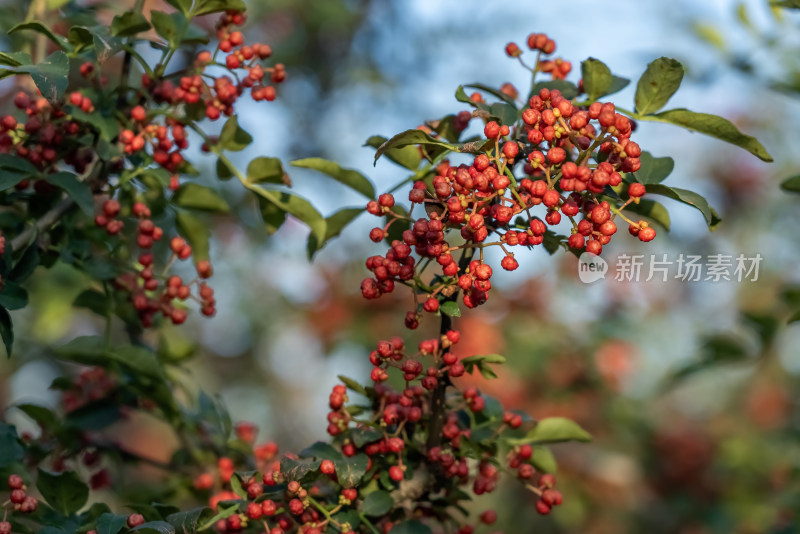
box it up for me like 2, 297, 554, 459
95, 513, 128, 534
0, 422, 24, 465
150, 11, 183, 48
530, 80, 579, 100
175, 211, 211, 261
37, 469, 89, 516
463, 82, 518, 106
10, 242, 40, 283
71, 108, 119, 141
291, 158, 375, 199
389, 520, 432, 534
0, 153, 39, 174
0, 281, 28, 310
0, 51, 31, 67
512, 417, 592, 445
8, 21, 68, 50
218, 116, 252, 152
0, 171, 30, 191
351, 427, 382, 448
216, 158, 234, 181
92, 31, 123, 63
299, 442, 344, 463
645, 184, 721, 230
365, 135, 421, 170
166, 507, 213, 534
0, 307, 13, 357
623, 199, 671, 231
193, 0, 247, 16
247, 157, 286, 185
15, 403, 57, 432
67, 26, 93, 51
172, 183, 229, 212
772, 0, 800, 7
634, 57, 684, 115
43, 171, 93, 215
374, 129, 455, 165
361, 490, 394, 517
280, 457, 321, 483
307, 207, 363, 259
130, 521, 176, 534
335, 453, 368, 488
252, 188, 326, 245
780, 175, 800, 193
633, 152, 675, 185
439, 301, 461, 318
653, 108, 772, 162
15, 51, 69, 102
73, 289, 107, 316
337, 375, 367, 396
164, 0, 193, 15
581, 58, 613, 101
111, 11, 151, 37
258, 197, 287, 235
460, 354, 506, 368
110, 345, 164, 379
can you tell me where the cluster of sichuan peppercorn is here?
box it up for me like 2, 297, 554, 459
363, 33, 656, 326
1, 475, 38, 534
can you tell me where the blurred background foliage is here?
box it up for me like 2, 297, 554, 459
2, 0, 800, 532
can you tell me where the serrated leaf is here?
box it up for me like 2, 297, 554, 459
439, 301, 461, 317
645, 184, 721, 230
635, 57, 684, 115
365, 135, 421, 170
307, 207, 363, 259
515, 417, 592, 445
623, 199, 671, 231
780, 175, 800, 193
8, 21, 68, 50
653, 108, 772, 162
291, 158, 375, 199
0, 308, 13, 357
247, 157, 285, 185
37, 469, 89, 516
175, 210, 211, 261
111, 11, 151, 37
581, 58, 612, 101
251, 188, 326, 245
361, 490, 394, 517
172, 183, 229, 212
15, 51, 69, 102
218, 115, 252, 151
389, 520, 432, 534
633, 152, 675, 185
43, 171, 93, 215
335, 453, 369, 488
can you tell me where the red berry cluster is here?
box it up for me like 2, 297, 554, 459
363, 34, 657, 327
94, 197, 217, 327
2, 474, 39, 532
61, 367, 117, 413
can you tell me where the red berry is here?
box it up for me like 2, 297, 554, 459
131, 105, 146, 122
423, 297, 439, 313
536, 500, 551, 515
127, 514, 145, 528
484, 121, 500, 139
480, 510, 497, 525
628, 182, 646, 198
638, 226, 656, 242
389, 465, 404, 482
320, 460, 335, 475
8, 474, 24, 489
500, 256, 518, 271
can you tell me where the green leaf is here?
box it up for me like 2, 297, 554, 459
0, 171, 30, 191
338, 375, 367, 396
307, 207, 363, 259
92, 31, 123, 63
175, 211, 211, 261
8, 21, 68, 50
73, 289, 108, 316
216, 158, 234, 181
247, 157, 286, 185
229, 473, 248, 499
299, 442, 344, 463
110, 345, 164, 379
335, 453, 369, 488
0, 51, 32, 67
780, 175, 800, 193
772, 0, 800, 7
623, 199, 671, 231
252, 188, 326, 245
516, 417, 593, 444
291, 158, 375, 199
69, 108, 120, 141
67, 26, 93, 51
645, 184, 721, 230
530, 80, 579, 100
439, 301, 461, 318
95, 513, 128, 534
37, 469, 89, 516
280, 457, 321, 483
365, 135, 421, 171
0, 153, 39, 175
130, 521, 176, 534
460, 353, 506, 371
463, 82, 518, 106
634, 57, 684, 115
0, 281, 29, 310
258, 197, 287, 235
652, 108, 772, 162
150, 11, 183, 47
389, 520, 432, 534
0, 422, 24, 465
193, 0, 247, 16
166, 507, 213, 533
581, 58, 613, 101
0, 307, 13, 357
218, 115, 252, 151
15, 403, 58, 432
361, 490, 394, 517
633, 152, 674, 185
172, 183, 229, 212
10, 241, 40, 283
111, 11, 152, 37
43, 171, 93, 215
530, 446, 557, 474
351, 427, 382, 448
15, 51, 69, 102
164, 0, 193, 15
374, 129, 455, 165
